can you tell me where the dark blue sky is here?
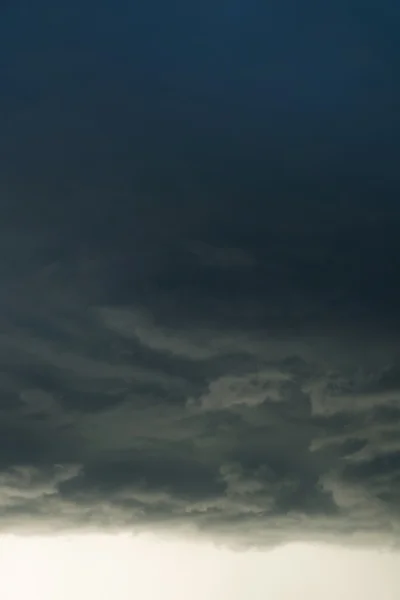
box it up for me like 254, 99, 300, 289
1, 0, 399, 224
2, 0, 399, 316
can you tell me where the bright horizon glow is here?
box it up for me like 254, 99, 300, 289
0, 533, 399, 600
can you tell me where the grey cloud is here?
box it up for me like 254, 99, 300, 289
95, 306, 236, 361
305, 366, 400, 416
190, 369, 292, 411
1, 0, 400, 550
0, 236, 399, 548
0, 465, 81, 508
0, 244, 398, 540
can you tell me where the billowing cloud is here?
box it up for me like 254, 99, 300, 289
0, 0, 400, 551
0, 244, 399, 548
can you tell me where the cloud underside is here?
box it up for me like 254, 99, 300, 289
1, 239, 400, 550
2, 0, 400, 552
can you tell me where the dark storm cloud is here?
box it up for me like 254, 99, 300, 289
0, 0, 400, 548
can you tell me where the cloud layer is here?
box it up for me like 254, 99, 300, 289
1, 0, 400, 549
1, 229, 400, 548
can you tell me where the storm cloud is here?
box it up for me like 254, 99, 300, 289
0, 0, 400, 549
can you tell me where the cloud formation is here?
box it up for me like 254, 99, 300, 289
0, 0, 400, 550
1, 237, 399, 548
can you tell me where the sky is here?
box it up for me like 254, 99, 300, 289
1, 0, 400, 597
1, 534, 400, 600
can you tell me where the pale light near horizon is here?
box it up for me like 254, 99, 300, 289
0, 533, 399, 600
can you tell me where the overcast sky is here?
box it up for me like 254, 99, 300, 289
1, 0, 400, 597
